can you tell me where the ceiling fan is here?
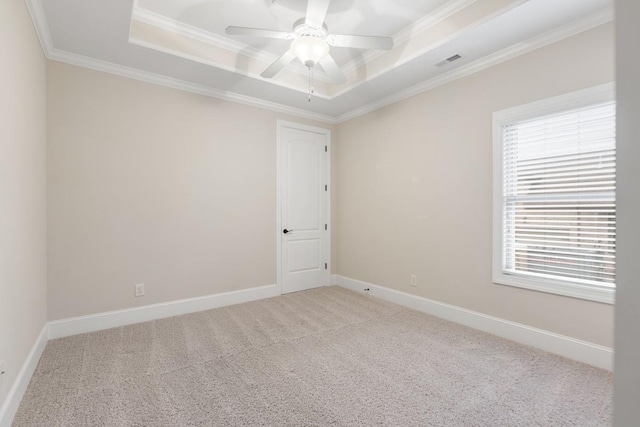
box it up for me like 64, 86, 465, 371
225, 0, 394, 85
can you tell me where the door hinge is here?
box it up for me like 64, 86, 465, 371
325, 263, 328, 270
325, 224, 327, 231
325, 145, 327, 152
325, 185, 327, 191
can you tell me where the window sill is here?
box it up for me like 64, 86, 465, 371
493, 273, 614, 304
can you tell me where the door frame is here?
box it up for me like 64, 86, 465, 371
276, 120, 331, 295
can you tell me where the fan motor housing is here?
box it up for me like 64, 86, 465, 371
293, 18, 328, 38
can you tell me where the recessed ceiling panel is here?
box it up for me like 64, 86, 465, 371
35, 0, 613, 121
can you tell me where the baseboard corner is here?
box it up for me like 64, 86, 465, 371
0, 324, 49, 427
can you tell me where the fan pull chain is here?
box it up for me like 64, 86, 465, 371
308, 66, 315, 102
308, 66, 312, 102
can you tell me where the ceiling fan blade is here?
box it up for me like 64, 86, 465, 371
226, 26, 294, 40
327, 34, 394, 50
305, 0, 331, 29
261, 49, 297, 78
318, 54, 347, 85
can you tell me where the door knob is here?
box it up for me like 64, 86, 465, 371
283, 229, 293, 234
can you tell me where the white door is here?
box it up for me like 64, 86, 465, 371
278, 121, 330, 294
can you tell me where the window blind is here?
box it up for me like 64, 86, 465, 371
502, 101, 616, 288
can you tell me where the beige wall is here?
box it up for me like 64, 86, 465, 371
335, 23, 615, 347
47, 62, 334, 320
0, 0, 48, 408
46, 18, 615, 348
614, 0, 640, 423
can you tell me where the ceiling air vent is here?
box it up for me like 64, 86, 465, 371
435, 54, 462, 67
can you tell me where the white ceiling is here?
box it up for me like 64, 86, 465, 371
28, 0, 613, 123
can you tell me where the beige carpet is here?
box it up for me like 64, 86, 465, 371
14, 286, 611, 426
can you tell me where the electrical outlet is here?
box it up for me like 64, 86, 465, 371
134, 283, 145, 297
410, 274, 417, 287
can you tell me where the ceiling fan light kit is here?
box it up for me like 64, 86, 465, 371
291, 36, 329, 68
225, 0, 393, 101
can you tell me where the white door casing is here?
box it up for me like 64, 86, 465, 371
277, 120, 330, 294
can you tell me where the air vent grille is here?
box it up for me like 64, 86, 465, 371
435, 54, 462, 67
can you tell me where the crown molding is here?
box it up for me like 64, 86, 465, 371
131, 0, 478, 83
131, 6, 332, 84
335, 6, 614, 123
332, 0, 529, 100
340, 0, 478, 75
24, 0, 337, 124
23, 0, 611, 126
47, 48, 338, 124
395, 0, 479, 47
131, 7, 277, 65
127, 33, 332, 100
25, 0, 54, 54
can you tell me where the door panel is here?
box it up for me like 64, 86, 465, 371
287, 239, 321, 273
288, 141, 321, 230
279, 122, 330, 294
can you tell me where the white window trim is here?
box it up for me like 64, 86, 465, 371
492, 82, 615, 304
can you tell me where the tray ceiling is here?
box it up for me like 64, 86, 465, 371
27, 0, 613, 123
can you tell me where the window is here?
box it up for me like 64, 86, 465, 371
493, 84, 615, 304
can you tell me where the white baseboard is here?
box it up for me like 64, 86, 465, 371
0, 325, 49, 427
1, 284, 279, 425
0, 278, 612, 426
335, 275, 613, 371
49, 284, 279, 339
